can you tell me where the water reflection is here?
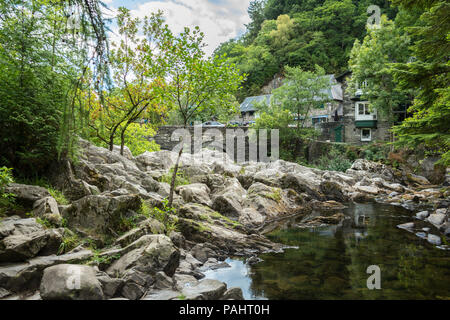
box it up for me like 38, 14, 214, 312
205, 203, 450, 300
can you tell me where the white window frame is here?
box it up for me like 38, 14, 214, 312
361, 128, 372, 142
355, 101, 377, 121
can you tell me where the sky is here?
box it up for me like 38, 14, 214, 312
101, 0, 252, 56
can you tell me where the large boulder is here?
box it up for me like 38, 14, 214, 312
0, 228, 63, 262
176, 183, 212, 206
61, 194, 142, 236
320, 181, 347, 202
281, 173, 325, 200
40, 264, 104, 300
181, 279, 227, 300
5, 184, 50, 207
0, 217, 44, 239
0, 250, 93, 292
120, 268, 154, 300
107, 235, 180, 278
32, 196, 62, 225
211, 178, 246, 218
136, 151, 176, 171
115, 218, 165, 247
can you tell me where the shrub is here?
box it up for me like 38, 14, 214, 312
161, 168, 190, 188
0, 167, 14, 195
316, 147, 352, 172
141, 200, 178, 233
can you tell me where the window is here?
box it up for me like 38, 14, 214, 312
361, 129, 372, 141
357, 102, 371, 115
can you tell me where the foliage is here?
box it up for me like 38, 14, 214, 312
161, 168, 190, 189
18, 176, 68, 205
215, 0, 397, 100
0, 167, 14, 196
57, 229, 81, 255
0, 0, 109, 175
316, 146, 353, 172
253, 65, 327, 162
272, 65, 331, 128
140, 200, 178, 233
389, 0, 450, 166
0, 167, 15, 217
348, 15, 413, 134
89, 122, 161, 157
163, 24, 243, 207
82, 7, 170, 155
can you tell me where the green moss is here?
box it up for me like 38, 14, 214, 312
266, 188, 282, 203
161, 168, 190, 188
209, 210, 242, 229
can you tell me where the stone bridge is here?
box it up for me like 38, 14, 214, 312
150, 126, 279, 163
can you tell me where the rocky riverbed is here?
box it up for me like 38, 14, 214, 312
0, 139, 448, 300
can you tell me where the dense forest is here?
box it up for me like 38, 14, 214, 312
215, 0, 449, 165
214, 0, 397, 101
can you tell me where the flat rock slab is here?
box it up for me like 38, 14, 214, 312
0, 250, 93, 292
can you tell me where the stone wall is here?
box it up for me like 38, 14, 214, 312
151, 126, 280, 162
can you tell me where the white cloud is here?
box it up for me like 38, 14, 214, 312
107, 0, 251, 56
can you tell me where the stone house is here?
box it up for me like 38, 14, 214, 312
239, 72, 402, 145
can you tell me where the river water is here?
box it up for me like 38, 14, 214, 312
203, 203, 450, 300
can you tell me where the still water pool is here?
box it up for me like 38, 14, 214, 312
204, 203, 450, 300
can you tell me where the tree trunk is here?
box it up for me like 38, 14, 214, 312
168, 147, 183, 208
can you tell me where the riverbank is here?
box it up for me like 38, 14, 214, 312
0, 138, 448, 300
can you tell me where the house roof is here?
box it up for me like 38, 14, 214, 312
240, 95, 272, 113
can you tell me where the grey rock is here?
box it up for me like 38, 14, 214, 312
40, 264, 104, 300
153, 271, 174, 290
115, 218, 165, 247
97, 275, 124, 299
61, 194, 142, 236
120, 268, 153, 300
397, 222, 415, 231
0, 250, 93, 292
0, 287, 11, 299
107, 235, 180, 278
416, 211, 429, 220
0, 217, 44, 240
181, 279, 227, 300
142, 289, 182, 300
169, 231, 185, 248
190, 243, 218, 264
221, 287, 244, 300
0, 228, 63, 262
32, 196, 62, 225
427, 234, 442, 246
427, 213, 446, 227
176, 183, 212, 207
5, 183, 50, 207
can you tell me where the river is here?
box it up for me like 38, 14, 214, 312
203, 203, 450, 300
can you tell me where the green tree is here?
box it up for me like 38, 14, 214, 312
83, 7, 169, 155
390, 0, 450, 164
0, 0, 98, 174
164, 26, 244, 207
255, 65, 330, 160
348, 16, 413, 142
271, 65, 331, 129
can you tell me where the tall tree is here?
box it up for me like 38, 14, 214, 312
348, 16, 413, 142
271, 65, 331, 129
390, 0, 450, 164
164, 26, 244, 207
83, 7, 170, 155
